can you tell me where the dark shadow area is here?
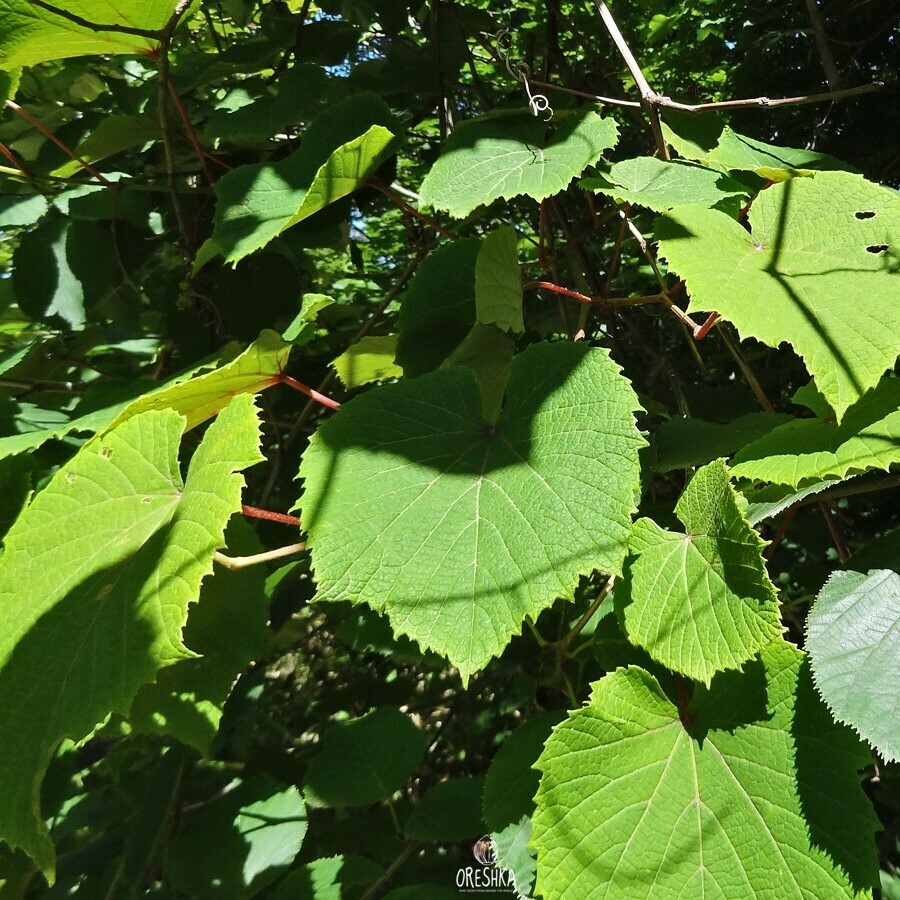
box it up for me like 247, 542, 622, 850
0, 521, 195, 865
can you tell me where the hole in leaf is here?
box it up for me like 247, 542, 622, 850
855, 210, 875, 219
866, 244, 889, 254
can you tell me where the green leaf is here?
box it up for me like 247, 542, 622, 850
443, 324, 514, 424
167, 775, 307, 900
656, 172, 900, 420
127, 519, 272, 755
331, 335, 402, 389
298, 342, 645, 681
395, 238, 480, 377
0, 0, 175, 68
304, 708, 427, 808
662, 111, 852, 180
482, 711, 566, 833
582, 157, 748, 214
405, 777, 485, 841
0, 395, 263, 878
474, 225, 523, 333
532, 642, 879, 900
0, 193, 47, 227
492, 816, 536, 900
283, 292, 335, 345
205, 64, 327, 144
52, 114, 159, 177
106, 329, 291, 433
622, 459, 782, 684
743, 479, 841, 525
731, 376, 900, 487
203, 94, 399, 264
419, 109, 618, 218
652, 411, 794, 472
13, 217, 85, 329
269, 855, 383, 900
807, 569, 900, 762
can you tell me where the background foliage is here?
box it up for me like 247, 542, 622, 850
0, 0, 898, 897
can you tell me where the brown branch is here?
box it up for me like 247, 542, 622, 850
166, 76, 214, 184
532, 77, 882, 116
593, 0, 670, 159
818, 500, 850, 561
0, 140, 38, 183
523, 280, 606, 309
156, 1, 195, 255
528, 78, 641, 109
804, 0, 842, 89
241, 505, 301, 527
369, 180, 457, 241
716, 323, 775, 413
28, 0, 162, 39
278, 374, 341, 410
5, 100, 112, 186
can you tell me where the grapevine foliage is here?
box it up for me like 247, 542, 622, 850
0, 1, 897, 898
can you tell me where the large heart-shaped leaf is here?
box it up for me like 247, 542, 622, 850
0, 395, 262, 878
297, 342, 644, 681
532, 642, 879, 899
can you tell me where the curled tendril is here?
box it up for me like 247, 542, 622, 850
495, 29, 554, 120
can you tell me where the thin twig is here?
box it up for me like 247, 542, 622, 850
241, 505, 301, 527
818, 500, 850, 561
369, 180, 457, 240
28, 0, 162, 39
5, 101, 113, 186
156, 1, 194, 255
804, 0, 842, 89
528, 78, 642, 108
553, 575, 615, 652
593, 0, 669, 158
278, 374, 341, 410
0, 140, 39, 185
214, 542, 306, 570
283, 246, 431, 454
530, 77, 881, 115
166, 76, 214, 184
715, 322, 775, 412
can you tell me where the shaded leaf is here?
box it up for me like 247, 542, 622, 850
203, 94, 399, 264
395, 238, 480, 377
474, 225, 523, 333
652, 411, 794, 473
0, 395, 263, 878
405, 777, 485, 841
304, 709, 426, 808
167, 775, 306, 900
583, 156, 748, 214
